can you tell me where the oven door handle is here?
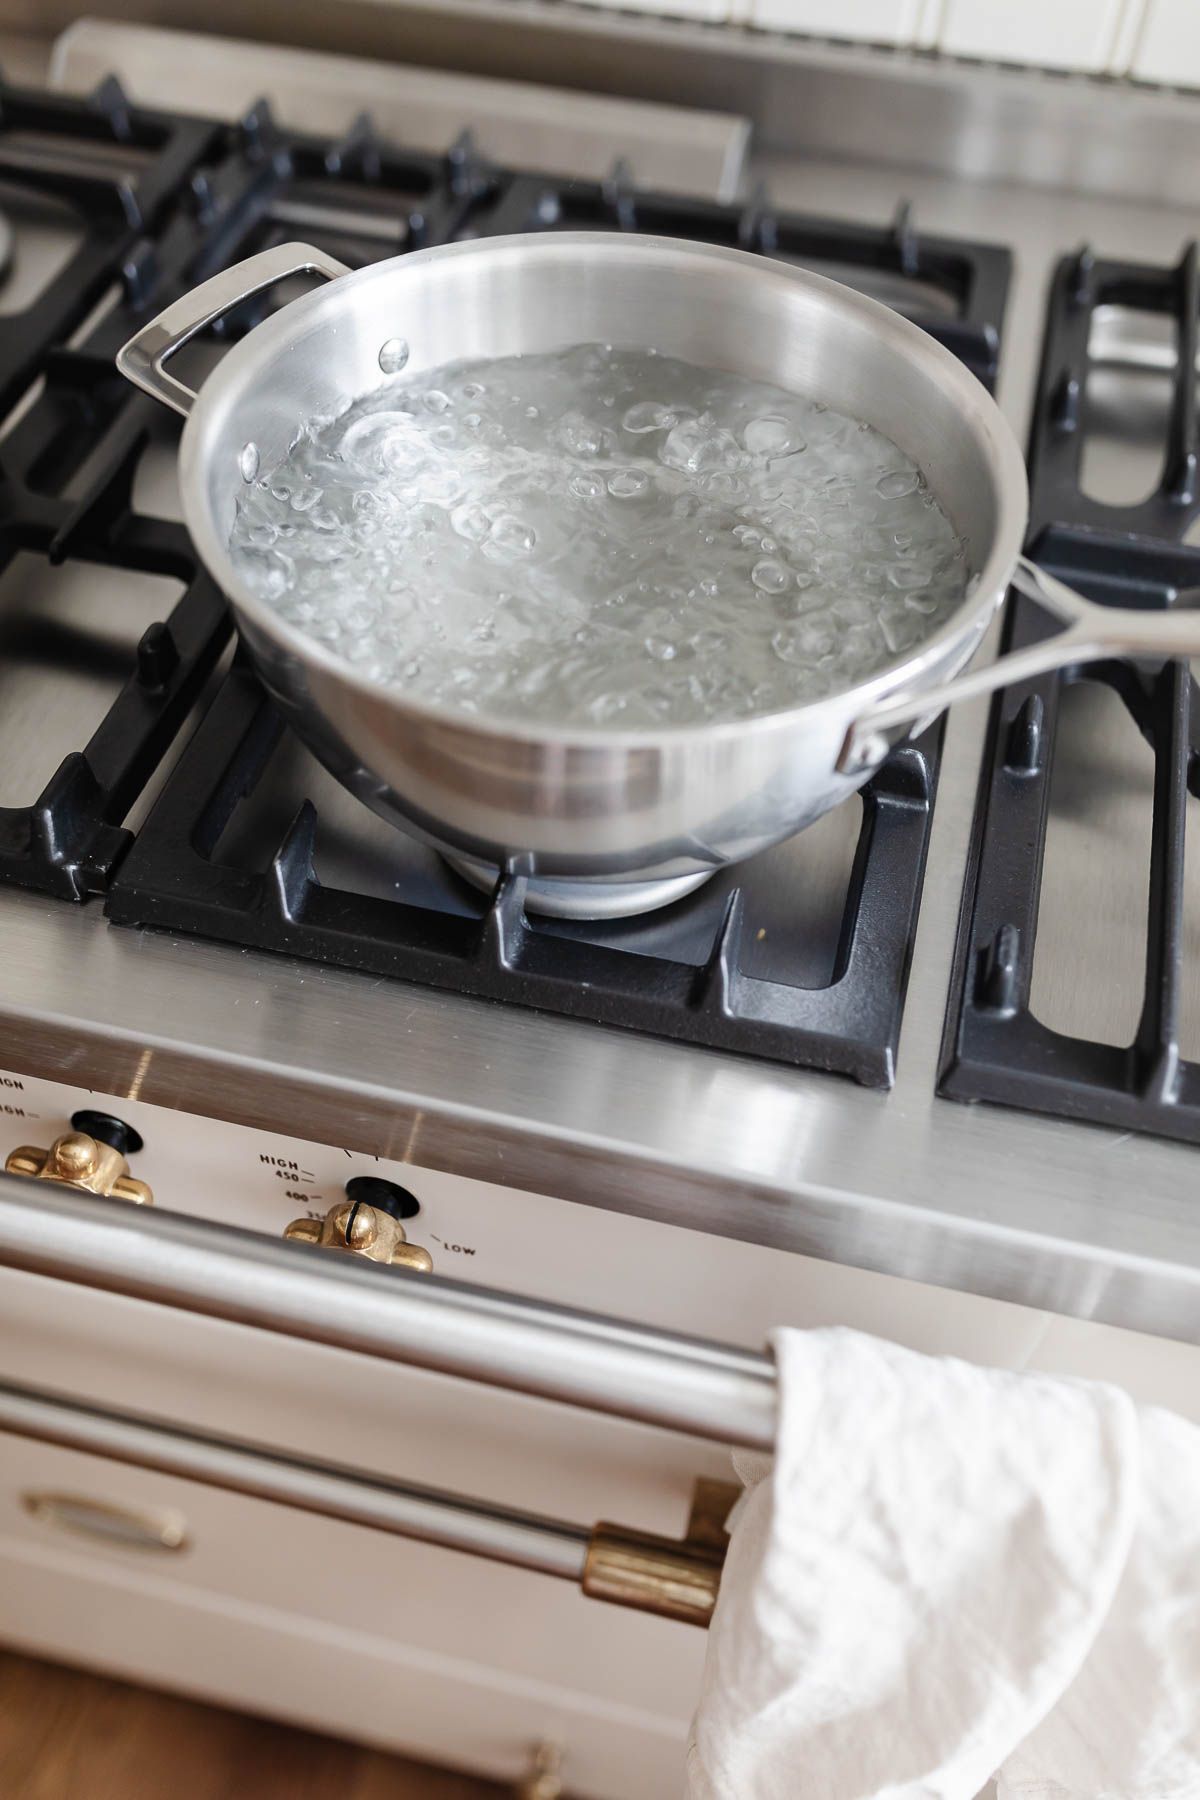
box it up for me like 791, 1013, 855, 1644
1, 1378, 738, 1628
0, 1176, 777, 1450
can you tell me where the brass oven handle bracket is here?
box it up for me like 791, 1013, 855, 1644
116, 241, 351, 419
584, 1476, 738, 1627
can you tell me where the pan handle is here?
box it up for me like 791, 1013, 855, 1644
115, 241, 352, 419
837, 554, 1200, 775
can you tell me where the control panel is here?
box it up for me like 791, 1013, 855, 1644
0, 1067, 477, 1276
0, 1066, 1066, 1375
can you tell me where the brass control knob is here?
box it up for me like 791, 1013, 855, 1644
283, 1177, 432, 1271
5, 1111, 152, 1206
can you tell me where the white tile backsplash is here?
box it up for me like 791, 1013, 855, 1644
561, 0, 1190, 92
936, 0, 1129, 70
749, 0, 922, 40
1127, 0, 1200, 86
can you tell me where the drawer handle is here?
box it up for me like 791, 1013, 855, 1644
22, 1491, 188, 1552
516, 1742, 564, 1799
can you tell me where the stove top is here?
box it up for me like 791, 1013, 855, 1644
3, 39, 1200, 1339
0, 74, 1012, 1090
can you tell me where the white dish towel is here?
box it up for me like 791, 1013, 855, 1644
687, 1327, 1200, 1800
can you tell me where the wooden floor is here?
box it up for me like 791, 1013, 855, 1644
0, 1651, 506, 1799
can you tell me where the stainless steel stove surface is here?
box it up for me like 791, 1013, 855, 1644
0, 46, 1198, 1347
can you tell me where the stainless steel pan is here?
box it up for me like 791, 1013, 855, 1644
117, 235, 1200, 918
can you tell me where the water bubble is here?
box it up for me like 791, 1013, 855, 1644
661, 417, 745, 476
645, 636, 677, 661
462, 381, 485, 399
238, 441, 259, 482
771, 618, 837, 664
378, 337, 410, 375
887, 563, 932, 590
622, 402, 675, 434
423, 389, 451, 414
490, 515, 536, 554
558, 412, 606, 457
876, 469, 920, 500
243, 548, 292, 601
452, 503, 492, 543
743, 415, 805, 457
751, 559, 791, 593
570, 473, 606, 500
587, 693, 628, 722
607, 469, 649, 500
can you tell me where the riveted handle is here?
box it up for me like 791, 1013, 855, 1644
837, 553, 1200, 775
115, 241, 351, 418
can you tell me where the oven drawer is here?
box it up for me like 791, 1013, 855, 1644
0, 1428, 700, 1797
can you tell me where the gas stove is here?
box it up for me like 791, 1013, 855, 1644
0, 37, 1197, 1346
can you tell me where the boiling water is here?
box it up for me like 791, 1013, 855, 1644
229, 343, 968, 729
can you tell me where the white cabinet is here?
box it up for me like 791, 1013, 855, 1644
935, 0, 1130, 70
748, 0, 923, 42
1125, 0, 1200, 87
0, 1431, 699, 1797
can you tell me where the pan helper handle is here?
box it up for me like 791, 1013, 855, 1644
837, 553, 1200, 775
116, 242, 351, 419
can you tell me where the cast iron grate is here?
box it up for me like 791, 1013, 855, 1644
0, 75, 1012, 1081
0, 76, 232, 897
104, 653, 943, 1086
941, 242, 1200, 1140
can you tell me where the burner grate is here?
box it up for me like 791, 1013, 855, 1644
0, 75, 234, 898
105, 655, 943, 1087
943, 241, 1200, 1139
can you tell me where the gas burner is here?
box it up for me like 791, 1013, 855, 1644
440, 853, 714, 921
